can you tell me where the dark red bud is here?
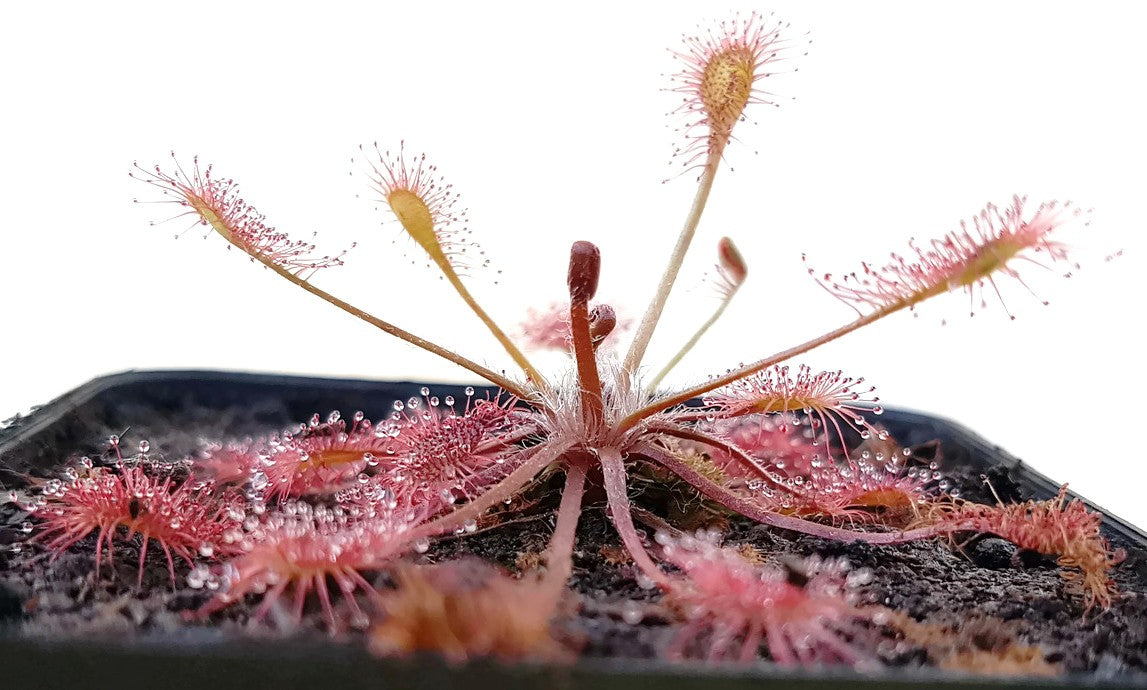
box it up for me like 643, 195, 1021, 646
589, 304, 617, 345
717, 237, 748, 285
568, 241, 601, 303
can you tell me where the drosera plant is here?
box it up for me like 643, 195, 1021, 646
191, 493, 426, 631
655, 530, 884, 667
917, 484, 1124, 612
23, 438, 245, 587
20, 8, 1114, 669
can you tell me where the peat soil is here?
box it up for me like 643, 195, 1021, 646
1, 391, 1146, 679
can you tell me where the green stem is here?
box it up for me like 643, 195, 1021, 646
257, 255, 531, 399
648, 291, 735, 391
622, 148, 723, 386
620, 304, 900, 433
439, 261, 547, 389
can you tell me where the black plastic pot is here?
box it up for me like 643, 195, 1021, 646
1, 370, 1144, 689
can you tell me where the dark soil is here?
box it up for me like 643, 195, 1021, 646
2, 374, 1146, 682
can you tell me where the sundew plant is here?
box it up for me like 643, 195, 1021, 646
21, 11, 1125, 669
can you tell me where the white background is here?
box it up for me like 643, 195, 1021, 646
2, 2, 1145, 529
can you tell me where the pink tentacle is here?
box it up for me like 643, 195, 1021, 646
740, 622, 764, 664
765, 621, 796, 665
250, 579, 291, 623
315, 575, 337, 631
333, 570, 368, 622
137, 534, 149, 588
161, 542, 177, 587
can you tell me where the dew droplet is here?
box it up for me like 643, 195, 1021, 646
621, 603, 644, 625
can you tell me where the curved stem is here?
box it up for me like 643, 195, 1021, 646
620, 305, 899, 433
622, 148, 723, 386
646, 422, 790, 492
254, 254, 531, 399
648, 294, 734, 391
635, 441, 946, 545
598, 446, 673, 589
440, 264, 547, 388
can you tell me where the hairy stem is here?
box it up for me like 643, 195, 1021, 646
252, 254, 530, 399
646, 423, 789, 492
636, 442, 946, 545
540, 459, 589, 592
648, 293, 734, 391
622, 148, 723, 385
620, 305, 898, 432
598, 446, 673, 589
439, 263, 547, 388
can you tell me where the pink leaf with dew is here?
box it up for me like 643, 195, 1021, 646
804, 195, 1087, 320
261, 411, 391, 502
704, 364, 882, 462
378, 391, 525, 515
29, 460, 245, 586
131, 154, 349, 277
704, 417, 938, 524
196, 496, 426, 631
658, 531, 881, 667
360, 141, 485, 275
703, 414, 819, 480
670, 12, 796, 167
190, 441, 261, 486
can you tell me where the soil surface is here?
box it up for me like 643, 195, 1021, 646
2, 378, 1146, 681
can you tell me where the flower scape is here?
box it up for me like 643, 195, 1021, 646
5, 11, 1143, 679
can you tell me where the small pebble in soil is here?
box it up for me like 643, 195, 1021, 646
970, 537, 1017, 570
